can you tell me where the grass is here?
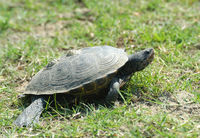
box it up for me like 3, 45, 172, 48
0, 0, 200, 137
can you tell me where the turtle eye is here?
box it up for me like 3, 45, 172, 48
145, 50, 150, 55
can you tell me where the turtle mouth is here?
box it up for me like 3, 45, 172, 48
147, 49, 154, 63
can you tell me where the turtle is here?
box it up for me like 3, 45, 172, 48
14, 46, 154, 127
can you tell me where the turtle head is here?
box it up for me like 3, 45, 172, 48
127, 48, 154, 73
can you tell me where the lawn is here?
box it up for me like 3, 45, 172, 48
0, 0, 200, 137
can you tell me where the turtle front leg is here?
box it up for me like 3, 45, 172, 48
105, 78, 120, 102
14, 96, 46, 127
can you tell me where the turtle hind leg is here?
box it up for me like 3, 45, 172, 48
14, 96, 46, 127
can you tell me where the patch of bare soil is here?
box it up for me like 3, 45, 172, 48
160, 91, 200, 121
135, 91, 200, 124
0, 7, 94, 46
33, 21, 68, 38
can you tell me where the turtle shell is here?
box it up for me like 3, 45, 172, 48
24, 46, 128, 95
